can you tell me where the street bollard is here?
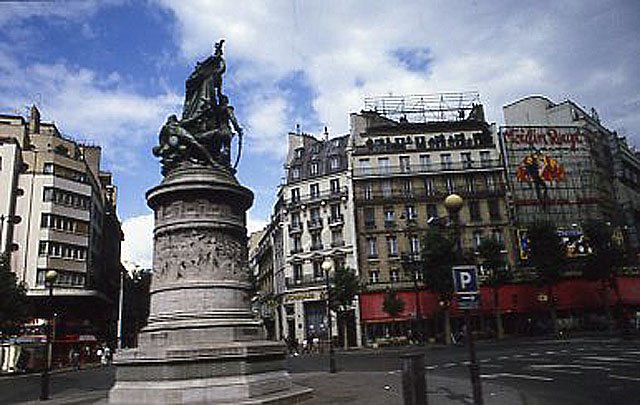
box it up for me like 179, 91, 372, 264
401, 352, 427, 405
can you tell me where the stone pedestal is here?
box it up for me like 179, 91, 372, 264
109, 166, 311, 404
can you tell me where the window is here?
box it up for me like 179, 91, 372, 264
419, 154, 431, 170
425, 178, 435, 196
390, 270, 400, 283
441, 153, 452, 170
293, 263, 303, 281
291, 188, 300, 203
384, 207, 395, 226
292, 235, 302, 253
410, 236, 421, 254
291, 166, 300, 179
329, 156, 340, 170
330, 203, 341, 220
43, 188, 54, 202
310, 161, 319, 176
295, 148, 304, 159
488, 199, 501, 220
313, 262, 323, 279
400, 156, 410, 173
404, 205, 417, 220
445, 177, 455, 193
39, 241, 47, 256
310, 183, 320, 199
382, 180, 392, 198
43, 163, 54, 174
480, 150, 491, 167
426, 204, 438, 219
331, 229, 344, 246
465, 176, 475, 193
485, 175, 495, 191
311, 232, 323, 250
364, 182, 373, 200
358, 158, 371, 175
387, 236, 398, 257
402, 179, 413, 197
468, 201, 481, 221
378, 157, 390, 174
369, 271, 380, 284
492, 229, 504, 244
330, 179, 340, 194
473, 231, 483, 249
367, 237, 378, 258
364, 207, 375, 229
461, 152, 472, 168
290, 212, 301, 229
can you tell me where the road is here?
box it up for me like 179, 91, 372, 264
0, 335, 638, 404
288, 336, 640, 405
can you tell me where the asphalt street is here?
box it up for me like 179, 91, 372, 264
287, 336, 640, 405
0, 335, 637, 404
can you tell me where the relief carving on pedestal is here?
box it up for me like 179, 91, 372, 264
156, 199, 242, 225
153, 228, 248, 286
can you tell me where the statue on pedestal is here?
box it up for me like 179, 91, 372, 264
153, 39, 243, 175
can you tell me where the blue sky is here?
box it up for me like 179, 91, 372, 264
1, 0, 639, 267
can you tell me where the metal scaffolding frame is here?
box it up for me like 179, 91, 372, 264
363, 92, 481, 123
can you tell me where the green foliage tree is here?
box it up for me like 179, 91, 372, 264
382, 288, 405, 320
527, 221, 566, 335
421, 227, 456, 344
328, 266, 360, 349
477, 237, 510, 339
582, 221, 624, 331
0, 252, 29, 334
122, 268, 152, 348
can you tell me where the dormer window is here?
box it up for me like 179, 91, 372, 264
310, 161, 319, 176
295, 148, 304, 159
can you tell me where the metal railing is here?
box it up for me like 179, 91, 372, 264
353, 160, 502, 178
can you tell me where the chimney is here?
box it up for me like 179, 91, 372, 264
29, 105, 40, 134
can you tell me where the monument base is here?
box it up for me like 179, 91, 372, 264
109, 339, 312, 404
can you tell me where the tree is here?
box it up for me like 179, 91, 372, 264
0, 252, 29, 334
382, 288, 405, 320
582, 221, 624, 332
477, 237, 510, 339
122, 268, 152, 348
328, 266, 360, 349
527, 221, 566, 336
421, 227, 456, 344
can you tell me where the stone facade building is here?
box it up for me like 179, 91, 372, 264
0, 106, 124, 343
272, 129, 362, 347
349, 99, 510, 343
502, 95, 640, 259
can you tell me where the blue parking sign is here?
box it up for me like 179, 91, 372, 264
452, 265, 479, 294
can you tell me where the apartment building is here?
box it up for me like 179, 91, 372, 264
0, 106, 124, 342
502, 95, 639, 259
350, 95, 510, 343
273, 129, 362, 347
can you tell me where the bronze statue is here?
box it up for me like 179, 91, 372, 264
154, 39, 243, 175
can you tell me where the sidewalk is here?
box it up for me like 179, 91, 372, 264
10, 370, 533, 404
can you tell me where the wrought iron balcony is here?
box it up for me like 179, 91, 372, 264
285, 274, 326, 289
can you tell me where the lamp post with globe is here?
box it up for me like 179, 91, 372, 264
321, 259, 336, 373
40, 269, 58, 401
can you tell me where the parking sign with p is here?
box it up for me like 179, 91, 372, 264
452, 265, 479, 294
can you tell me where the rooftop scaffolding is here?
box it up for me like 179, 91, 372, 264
363, 92, 481, 123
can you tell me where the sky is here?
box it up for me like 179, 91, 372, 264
1, 0, 639, 269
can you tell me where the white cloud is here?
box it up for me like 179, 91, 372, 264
155, 0, 640, 147
245, 96, 288, 156
121, 213, 154, 270
0, 53, 182, 172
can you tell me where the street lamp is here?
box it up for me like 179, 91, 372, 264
40, 269, 58, 401
321, 259, 336, 373
444, 194, 483, 405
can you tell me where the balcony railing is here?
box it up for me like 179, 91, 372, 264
286, 274, 326, 288
288, 223, 303, 234
328, 214, 344, 226
310, 243, 324, 251
353, 159, 502, 179
354, 184, 506, 203
307, 218, 323, 230
285, 186, 348, 209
